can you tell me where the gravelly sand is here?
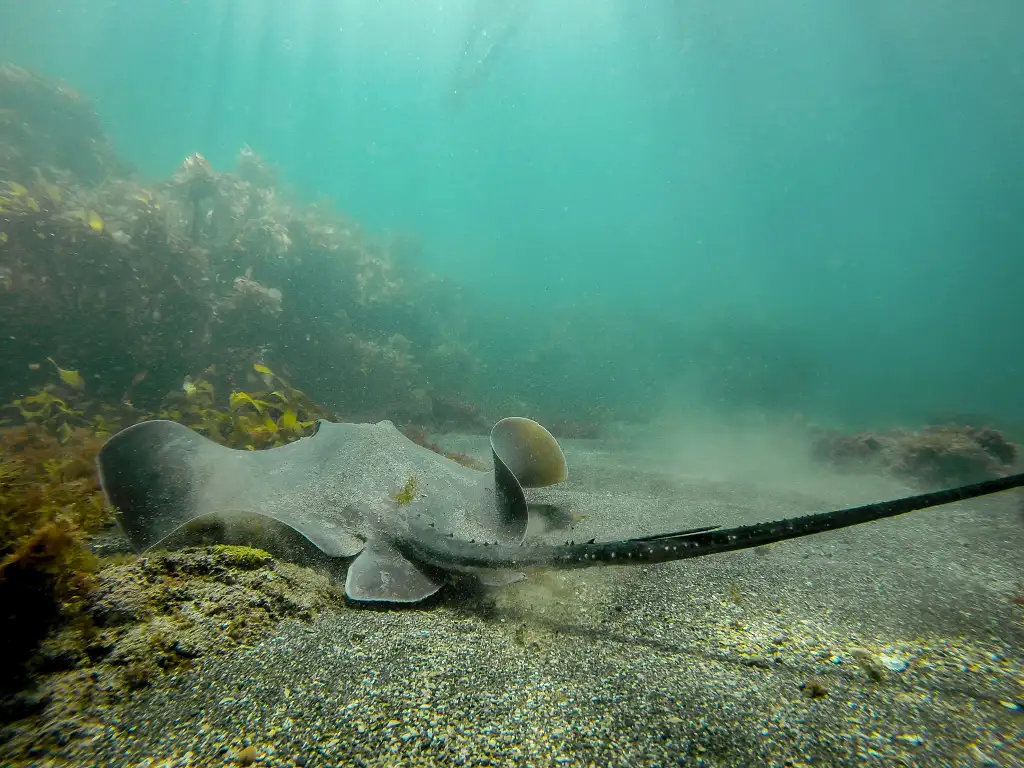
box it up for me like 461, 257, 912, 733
29, 428, 1024, 768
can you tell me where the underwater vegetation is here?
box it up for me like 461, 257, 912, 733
0, 423, 106, 690
167, 364, 335, 450
0, 64, 482, 428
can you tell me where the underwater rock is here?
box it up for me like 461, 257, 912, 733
223, 271, 284, 317
0, 546, 342, 760
0, 64, 129, 184
235, 145, 278, 190
813, 424, 1020, 487
0, 172, 218, 404
169, 153, 219, 242
170, 152, 217, 201
878, 653, 908, 673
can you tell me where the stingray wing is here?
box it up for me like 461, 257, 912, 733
96, 419, 368, 556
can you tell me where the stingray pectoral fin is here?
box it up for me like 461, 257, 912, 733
97, 419, 229, 552
302, 529, 366, 558
345, 541, 445, 603
97, 419, 365, 558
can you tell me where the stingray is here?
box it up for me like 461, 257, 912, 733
96, 417, 1024, 605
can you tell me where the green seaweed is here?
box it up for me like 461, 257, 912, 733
392, 475, 421, 506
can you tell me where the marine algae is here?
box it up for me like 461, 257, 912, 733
45, 357, 85, 391
169, 366, 330, 450
211, 544, 274, 570
392, 475, 421, 507
0, 424, 107, 687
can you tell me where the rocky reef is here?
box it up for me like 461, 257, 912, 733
0, 64, 483, 428
812, 424, 1021, 487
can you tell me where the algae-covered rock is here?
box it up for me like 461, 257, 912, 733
0, 425, 108, 690
0, 64, 130, 184
211, 544, 275, 570
0, 63, 484, 424
812, 424, 1021, 487
0, 546, 342, 760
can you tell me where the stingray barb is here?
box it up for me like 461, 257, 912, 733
96, 417, 1024, 605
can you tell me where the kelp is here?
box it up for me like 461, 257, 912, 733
162, 363, 333, 449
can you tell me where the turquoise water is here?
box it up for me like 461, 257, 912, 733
3, 0, 1023, 428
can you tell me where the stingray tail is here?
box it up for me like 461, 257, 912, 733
409, 472, 1024, 571
550, 471, 1024, 568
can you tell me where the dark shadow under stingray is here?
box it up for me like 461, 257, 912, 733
157, 513, 348, 579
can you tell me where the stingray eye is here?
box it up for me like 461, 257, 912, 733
310, 419, 324, 435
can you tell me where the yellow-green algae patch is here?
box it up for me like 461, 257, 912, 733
211, 544, 275, 569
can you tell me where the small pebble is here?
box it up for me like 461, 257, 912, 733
800, 679, 829, 699
879, 654, 907, 673
850, 648, 886, 682
238, 745, 260, 765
